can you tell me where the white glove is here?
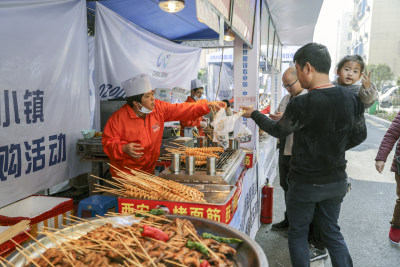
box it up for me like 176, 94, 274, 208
200, 121, 208, 128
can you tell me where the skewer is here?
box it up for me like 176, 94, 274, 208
0, 220, 30, 244
163, 259, 189, 267
0, 257, 6, 267
84, 234, 138, 266
106, 212, 163, 228
9, 241, 40, 267
27, 243, 55, 267
44, 231, 76, 266
125, 208, 172, 223
40, 229, 88, 254
23, 230, 49, 251
90, 175, 125, 189
129, 231, 157, 267
184, 225, 221, 261
0, 255, 16, 267
115, 235, 143, 267
171, 142, 185, 147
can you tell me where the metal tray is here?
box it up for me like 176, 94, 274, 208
7, 215, 268, 267
185, 184, 236, 205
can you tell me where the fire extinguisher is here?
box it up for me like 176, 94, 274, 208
261, 181, 273, 224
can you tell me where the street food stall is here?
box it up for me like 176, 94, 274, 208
0, 0, 324, 263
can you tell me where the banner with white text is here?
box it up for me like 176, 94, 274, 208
0, 0, 90, 207
94, 3, 201, 103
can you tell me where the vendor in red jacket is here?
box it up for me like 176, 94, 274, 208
102, 74, 226, 176
180, 79, 208, 136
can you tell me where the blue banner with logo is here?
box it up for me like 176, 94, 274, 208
94, 3, 201, 102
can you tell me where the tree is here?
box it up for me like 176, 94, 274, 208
367, 64, 394, 92
397, 75, 400, 86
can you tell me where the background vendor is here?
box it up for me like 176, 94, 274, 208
102, 74, 226, 176
180, 79, 208, 136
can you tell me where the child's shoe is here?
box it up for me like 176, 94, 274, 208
389, 226, 400, 246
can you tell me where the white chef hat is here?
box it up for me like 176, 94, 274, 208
191, 79, 203, 90
122, 74, 152, 97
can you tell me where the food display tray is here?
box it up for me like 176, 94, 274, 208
6, 215, 268, 267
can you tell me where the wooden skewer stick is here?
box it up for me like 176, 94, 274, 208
23, 230, 48, 251
125, 208, 172, 223
163, 259, 189, 267
184, 225, 220, 261
115, 235, 143, 267
106, 212, 163, 228
128, 231, 157, 267
91, 175, 124, 189
85, 235, 138, 266
171, 142, 185, 147
39, 229, 87, 254
0, 257, 6, 267
27, 243, 56, 267
9, 241, 41, 267
0, 255, 16, 267
44, 231, 76, 267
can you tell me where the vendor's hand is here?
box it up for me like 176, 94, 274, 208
269, 112, 283, 121
361, 71, 371, 89
208, 101, 227, 111
375, 160, 385, 173
122, 142, 144, 159
240, 106, 255, 118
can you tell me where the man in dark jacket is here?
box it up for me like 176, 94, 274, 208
241, 43, 366, 267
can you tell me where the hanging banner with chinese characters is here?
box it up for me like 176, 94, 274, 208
233, 0, 260, 155
0, 0, 90, 207
94, 3, 201, 101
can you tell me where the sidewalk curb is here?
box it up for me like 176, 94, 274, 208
365, 113, 391, 128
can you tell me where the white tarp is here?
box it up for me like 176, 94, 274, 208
266, 0, 324, 46
206, 48, 234, 102
94, 3, 201, 102
0, 0, 90, 208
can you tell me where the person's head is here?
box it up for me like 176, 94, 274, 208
336, 55, 365, 86
293, 43, 331, 89
123, 74, 155, 113
222, 100, 231, 109
282, 67, 303, 96
190, 79, 204, 101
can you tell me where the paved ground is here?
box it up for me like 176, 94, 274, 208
255, 114, 400, 266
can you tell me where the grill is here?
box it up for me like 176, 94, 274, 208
180, 148, 240, 172
76, 138, 107, 158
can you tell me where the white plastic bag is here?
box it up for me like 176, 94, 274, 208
236, 123, 252, 143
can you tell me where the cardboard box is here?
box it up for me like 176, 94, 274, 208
0, 195, 73, 238
119, 185, 240, 224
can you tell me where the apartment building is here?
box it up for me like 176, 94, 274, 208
352, 0, 400, 78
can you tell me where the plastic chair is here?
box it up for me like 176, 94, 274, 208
77, 195, 118, 217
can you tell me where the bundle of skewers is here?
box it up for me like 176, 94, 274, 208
2, 209, 242, 267
0, 220, 30, 246
160, 142, 224, 166
93, 164, 207, 203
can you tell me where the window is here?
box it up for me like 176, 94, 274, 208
348, 32, 352, 41
357, 0, 367, 19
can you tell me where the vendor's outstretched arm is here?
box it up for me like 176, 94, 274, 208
162, 100, 226, 122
